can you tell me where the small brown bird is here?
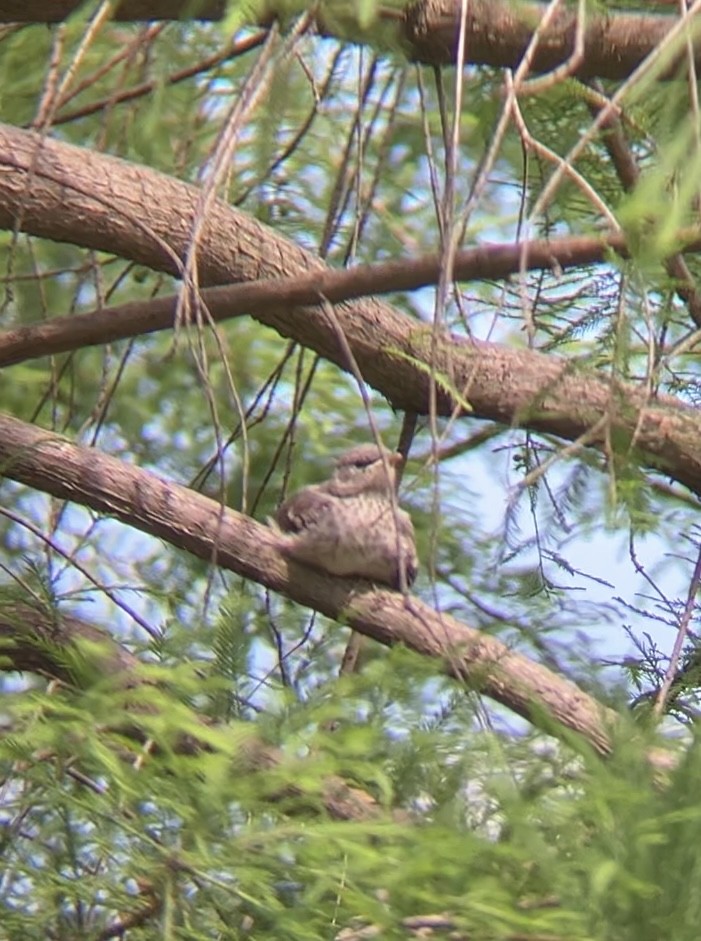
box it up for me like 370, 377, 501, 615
270, 444, 418, 589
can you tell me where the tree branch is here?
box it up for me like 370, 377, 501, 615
0, 1, 695, 82
0, 411, 615, 756
7, 230, 701, 368
403, 0, 697, 80
1, 124, 701, 496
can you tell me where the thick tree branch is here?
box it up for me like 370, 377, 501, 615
0, 411, 616, 756
0, 1, 696, 82
402, 0, 697, 79
1, 124, 701, 496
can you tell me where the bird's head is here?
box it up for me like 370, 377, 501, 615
330, 444, 403, 496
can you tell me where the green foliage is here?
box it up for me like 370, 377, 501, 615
2, 3, 701, 937
0, 657, 698, 940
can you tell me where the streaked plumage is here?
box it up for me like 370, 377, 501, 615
270, 444, 417, 589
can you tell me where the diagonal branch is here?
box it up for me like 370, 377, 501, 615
1, 124, 701, 495
0, 410, 615, 756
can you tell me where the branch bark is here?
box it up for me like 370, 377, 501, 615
0, 1, 695, 82
403, 0, 696, 79
0, 411, 615, 756
1, 123, 701, 496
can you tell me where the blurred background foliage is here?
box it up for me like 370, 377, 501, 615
1, 1, 701, 937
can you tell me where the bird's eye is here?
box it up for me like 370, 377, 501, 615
336, 446, 389, 473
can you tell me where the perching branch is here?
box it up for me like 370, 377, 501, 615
0, 411, 615, 756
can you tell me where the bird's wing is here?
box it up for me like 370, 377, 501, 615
398, 511, 415, 539
397, 509, 418, 587
273, 486, 335, 534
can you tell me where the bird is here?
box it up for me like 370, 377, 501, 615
270, 443, 418, 589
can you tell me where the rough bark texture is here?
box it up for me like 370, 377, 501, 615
1, 123, 700, 497
403, 0, 691, 79
0, 0, 694, 82
0, 412, 615, 756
